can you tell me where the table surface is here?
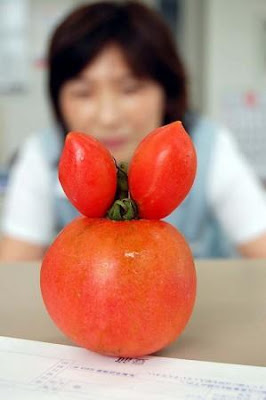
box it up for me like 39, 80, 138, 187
1, 259, 266, 367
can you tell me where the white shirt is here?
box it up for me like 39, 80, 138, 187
1, 127, 266, 246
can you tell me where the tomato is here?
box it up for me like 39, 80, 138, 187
42, 121, 197, 357
59, 132, 117, 218
128, 121, 197, 219
40, 217, 196, 357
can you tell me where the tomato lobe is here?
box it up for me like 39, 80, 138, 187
59, 132, 117, 218
128, 121, 197, 219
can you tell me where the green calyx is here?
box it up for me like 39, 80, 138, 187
107, 161, 139, 221
107, 198, 138, 221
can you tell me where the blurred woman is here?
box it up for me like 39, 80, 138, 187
1, 1, 266, 260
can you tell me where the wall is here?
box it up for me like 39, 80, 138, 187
203, 0, 266, 119
180, 0, 205, 112
0, 0, 75, 164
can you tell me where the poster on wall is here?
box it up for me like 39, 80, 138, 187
0, 0, 29, 94
220, 90, 266, 182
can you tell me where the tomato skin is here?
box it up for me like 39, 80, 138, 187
40, 217, 196, 357
59, 132, 117, 218
128, 121, 197, 219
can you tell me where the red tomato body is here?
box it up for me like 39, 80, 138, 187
128, 121, 197, 219
59, 132, 117, 218
41, 217, 196, 357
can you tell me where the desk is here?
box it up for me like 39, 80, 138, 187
0, 259, 266, 366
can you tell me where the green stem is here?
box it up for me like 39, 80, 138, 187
107, 161, 138, 221
116, 161, 129, 200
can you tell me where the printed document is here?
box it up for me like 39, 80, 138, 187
0, 336, 265, 399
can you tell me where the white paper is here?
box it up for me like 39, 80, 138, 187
0, 336, 265, 399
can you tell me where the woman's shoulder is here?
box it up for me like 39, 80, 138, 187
192, 115, 224, 138
7, 126, 61, 188
36, 126, 63, 165
191, 115, 240, 159
17, 126, 62, 169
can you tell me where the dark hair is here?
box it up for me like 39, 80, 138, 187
47, 1, 189, 136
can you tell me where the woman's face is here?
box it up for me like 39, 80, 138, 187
59, 44, 165, 162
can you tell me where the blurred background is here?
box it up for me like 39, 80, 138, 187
1, 0, 266, 206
